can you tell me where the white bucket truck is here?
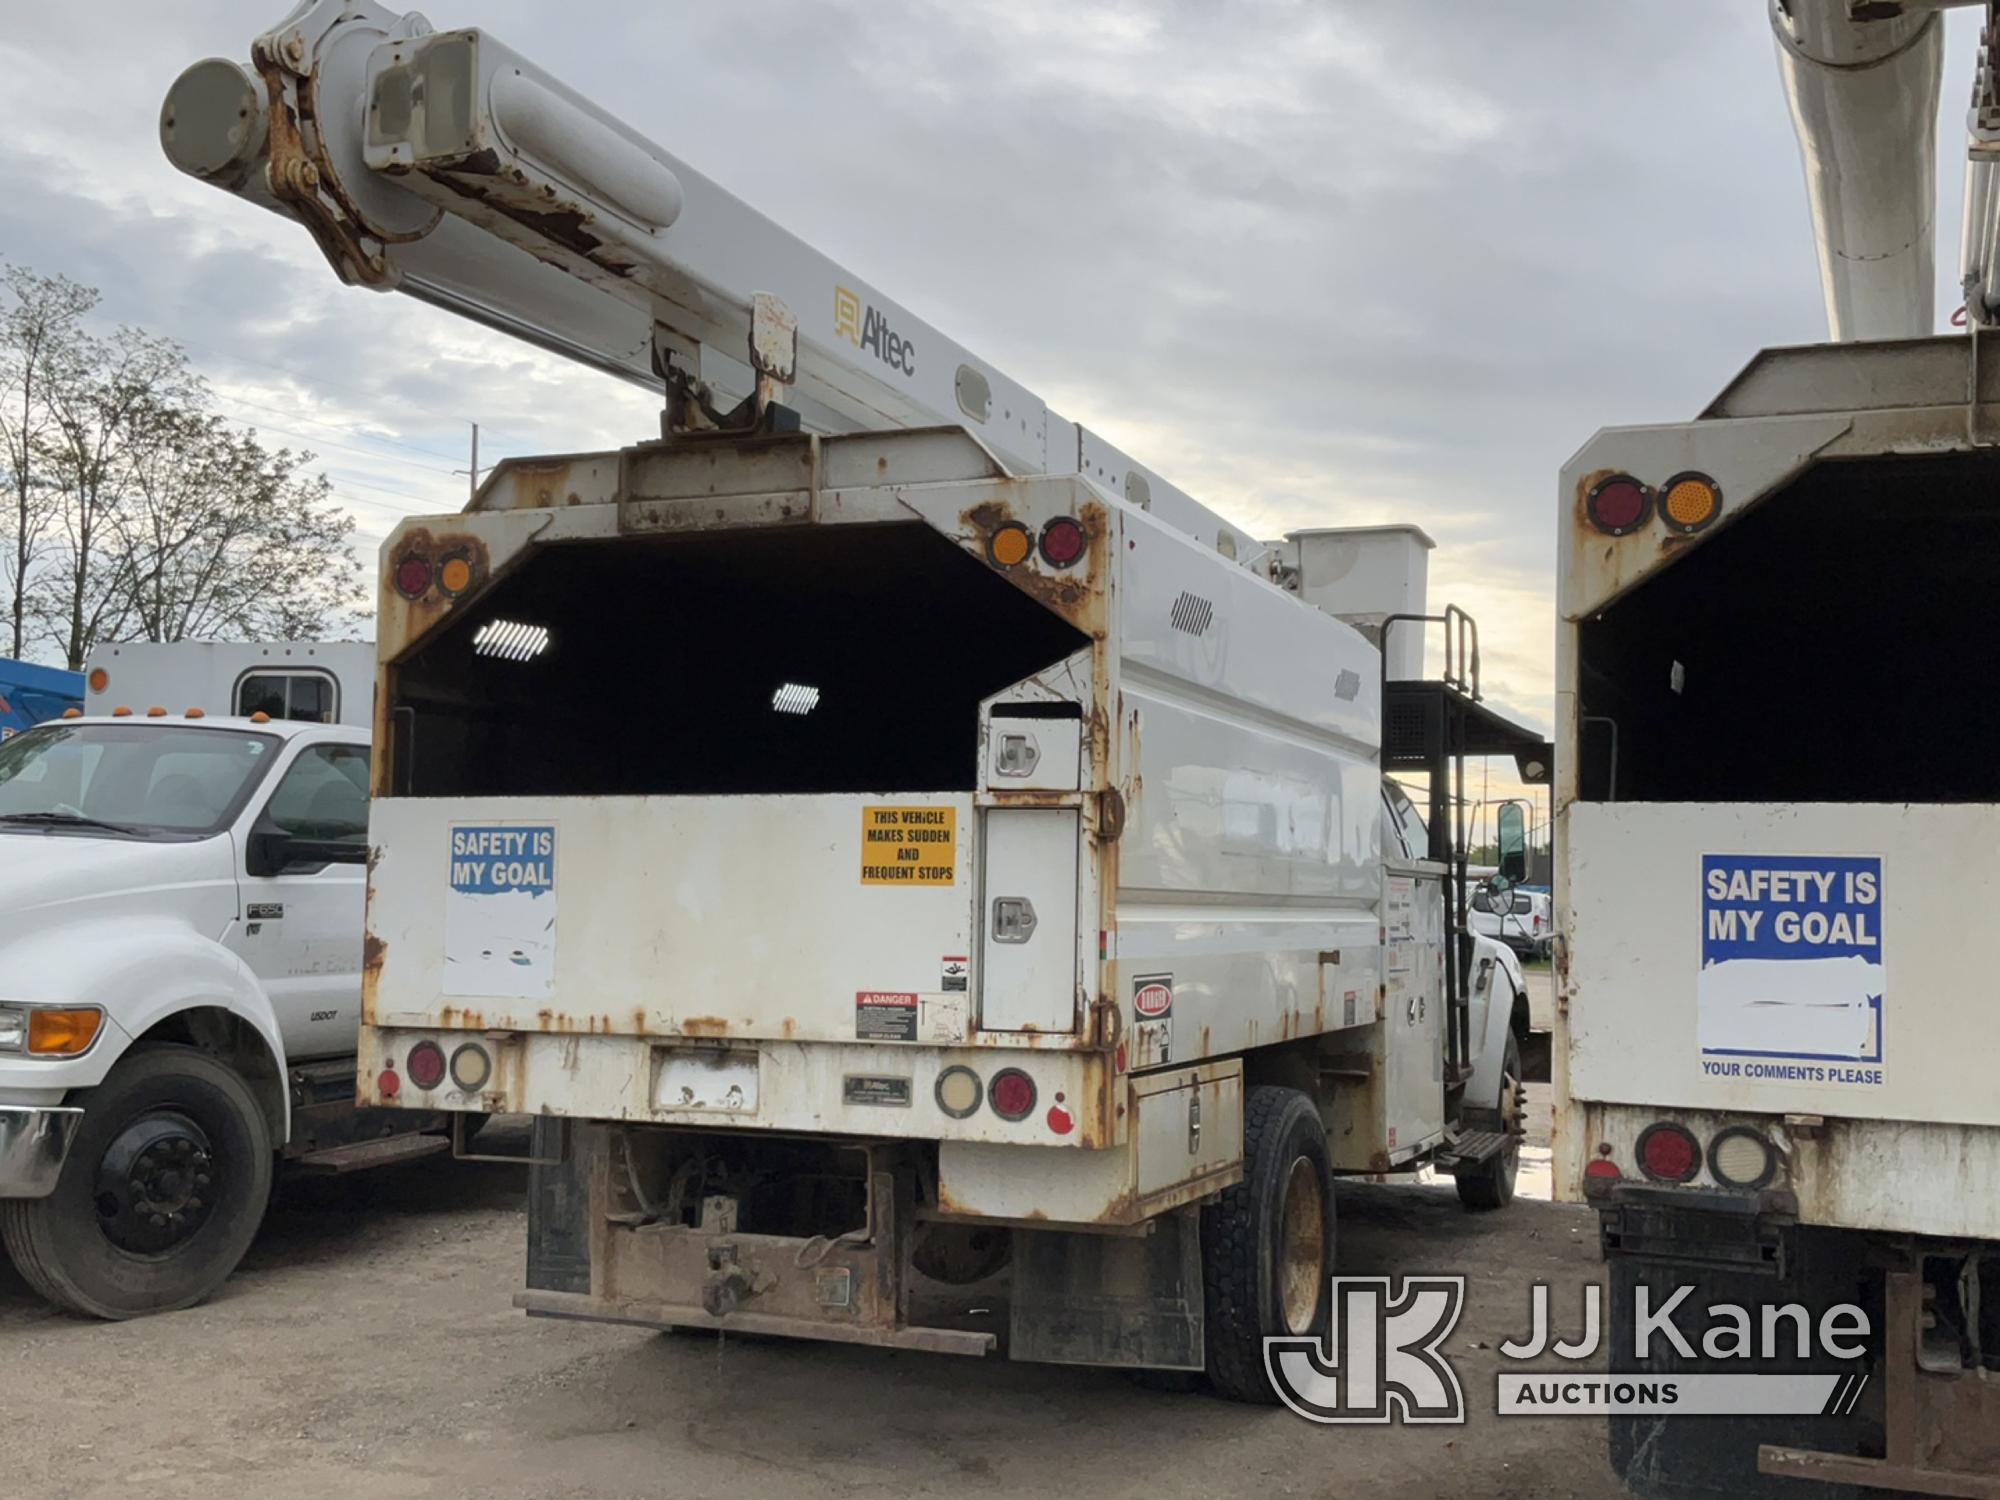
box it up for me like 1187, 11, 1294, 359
160, 3, 1547, 1397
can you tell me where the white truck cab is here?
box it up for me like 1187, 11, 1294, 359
0, 676, 418, 1318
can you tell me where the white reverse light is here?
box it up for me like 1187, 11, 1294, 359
472, 619, 551, 663
771, 682, 820, 716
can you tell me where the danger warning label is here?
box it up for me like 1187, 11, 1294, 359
861, 805, 956, 886
856, 991, 919, 1042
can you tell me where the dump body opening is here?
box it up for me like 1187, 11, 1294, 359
392, 523, 1090, 797
1576, 452, 2000, 803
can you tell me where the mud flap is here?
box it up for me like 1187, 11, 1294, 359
526, 1118, 592, 1295
1008, 1208, 1203, 1370
1608, 1226, 1880, 1500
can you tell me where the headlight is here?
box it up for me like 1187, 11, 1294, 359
0, 1006, 102, 1057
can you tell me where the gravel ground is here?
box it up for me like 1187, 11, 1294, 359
0, 1090, 1620, 1500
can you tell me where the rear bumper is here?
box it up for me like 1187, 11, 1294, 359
0, 1104, 83, 1198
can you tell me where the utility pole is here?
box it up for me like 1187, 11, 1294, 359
468, 422, 480, 501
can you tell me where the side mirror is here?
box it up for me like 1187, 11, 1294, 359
246, 826, 290, 878
1497, 801, 1528, 885
247, 824, 365, 876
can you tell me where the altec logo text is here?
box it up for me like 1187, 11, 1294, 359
1267, 1277, 1873, 1424
834, 285, 916, 376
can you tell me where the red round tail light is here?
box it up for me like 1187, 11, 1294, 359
405, 1040, 447, 1091
1636, 1121, 1702, 1183
1038, 517, 1087, 568
394, 554, 434, 599
1582, 1157, 1623, 1196
377, 1067, 402, 1100
1585, 475, 1651, 536
988, 1068, 1037, 1121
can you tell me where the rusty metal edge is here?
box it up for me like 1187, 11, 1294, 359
1757, 1445, 2000, 1500
512, 1287, 996, 1356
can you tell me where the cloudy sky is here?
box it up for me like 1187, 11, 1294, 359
0, 1, 1983, 738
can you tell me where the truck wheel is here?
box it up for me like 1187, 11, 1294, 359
1455, 1029, 1524, 1212
0, 1043, 273, 1319
1200, 1086, 1335, 1403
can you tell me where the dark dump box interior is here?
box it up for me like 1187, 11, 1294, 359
1576, 451, 2000, 804
391, 522, 1088, 798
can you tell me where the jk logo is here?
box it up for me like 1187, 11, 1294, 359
1265, 1276, 1468, 1424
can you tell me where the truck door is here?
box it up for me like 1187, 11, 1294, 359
226, 737, 370, 1060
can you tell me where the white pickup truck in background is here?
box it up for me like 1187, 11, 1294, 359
1469, 883, 1552, 962
0, 643, 451, 1320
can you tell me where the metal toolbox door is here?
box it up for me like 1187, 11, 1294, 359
979, 808, 1080, 1033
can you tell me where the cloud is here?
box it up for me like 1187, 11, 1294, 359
0, 0, 1984, 741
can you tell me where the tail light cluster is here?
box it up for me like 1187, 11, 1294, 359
934, 1064, 1068, 1133
1583, 1119, 1780, 1197
985, 516, 1088, 571
392, 548, 479, 600
378, 1039, 494, 1102
1585, 472, 1722, 537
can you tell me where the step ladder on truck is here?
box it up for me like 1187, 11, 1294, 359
160, 1, 1549, 1397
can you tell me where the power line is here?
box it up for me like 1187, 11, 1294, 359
208, 407, 465, 476
209, 391, 469, 466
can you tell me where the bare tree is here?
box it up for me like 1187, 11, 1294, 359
111, 412, 362, 644
33, 326, 204, 667
0, 266, 96, 659
4, 264, 367, 665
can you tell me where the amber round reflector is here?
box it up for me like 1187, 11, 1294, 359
1586, 475, 1651, 536
111, 706, 133, 717
1660, 473, 1722, 533
1039, 516, 1087, 568
439, 555, 474, 595
185, 708, 205, 719
394, 554, 433, 599
450, 1043, 492, 1093
249, 711, 271, 724
988, 522, 1032, 568
87, 668, 109, 694
61, 708, 82, 719
935, 1065, 982, 1119
1709, 1127, 1777, 1189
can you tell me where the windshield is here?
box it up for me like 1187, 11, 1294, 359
0, 723, 280, 839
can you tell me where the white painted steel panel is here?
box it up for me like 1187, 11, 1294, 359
1567, 801, 1995, 1128
979, 809, 1080, 1034
369, 792, 972, 1044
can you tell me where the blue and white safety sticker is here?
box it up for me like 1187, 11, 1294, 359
444, 823, 556, 1000
1698, 854, 1883, 1085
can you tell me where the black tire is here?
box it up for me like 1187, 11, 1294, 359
1200, 1085, 1336, 1403
0, 1043, 273, 1319
1455, 1029, 1524, 1212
